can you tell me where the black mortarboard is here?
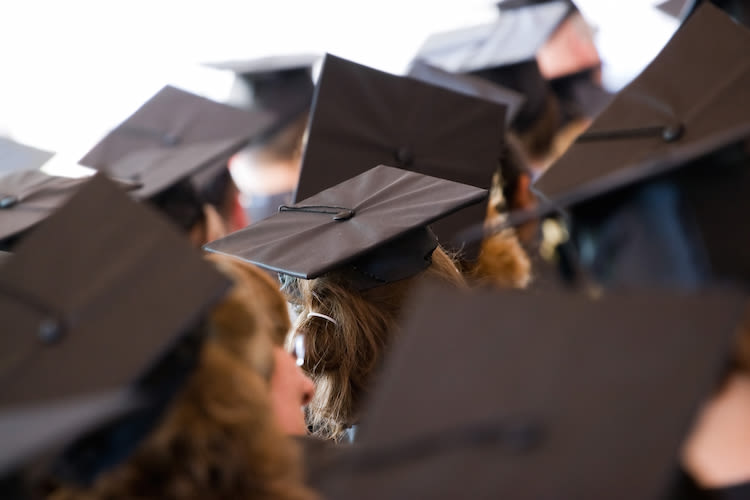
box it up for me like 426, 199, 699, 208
205, 165, 487, 289
0, 170, 134, 247
319, 283, 746, 499
105, 136, 249, 200
294, 54, 505, 259
79, 85, 276, 196
407, 60, 525, 124
414, 1, 569, 74
206, 54, 319, 131
413, 2, 567, 136
533, 3, 750, 288
0, 137, 54, 175
0, 174, 230, 476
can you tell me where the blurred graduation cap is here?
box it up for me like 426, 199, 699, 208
294, 54, 505, 259
205, 53, 320, 131
318, 283, 746, 499
0, 137, 54, 175
407, 60, 525, 125
79, 85, 277, 197
205, 165, 487, 290
0, 174, 230, 481
0, 170, 136, 248
528, 3, 750, 288
413, 1, 567, 138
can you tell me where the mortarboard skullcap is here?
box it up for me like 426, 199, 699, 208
206, 53, 320, 129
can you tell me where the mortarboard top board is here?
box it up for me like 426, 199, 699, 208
407, 59, 525, 125
79, 85, 277, 195
205, 54, 320, 131
105, 135, 250, 199
204, 165, 487, 290
0, 170, 137, 245
0, 174, 230, 476
319, 282, 746, 500
0, 137, 54, 175
532, 4, 750, 262
294, 54, 505, 259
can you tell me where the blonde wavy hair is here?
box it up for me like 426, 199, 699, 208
51, 255, 315, 500
287, 247, 466, 441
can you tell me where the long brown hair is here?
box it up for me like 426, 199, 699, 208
289, 247, 465, 441
51, 256, 316, 500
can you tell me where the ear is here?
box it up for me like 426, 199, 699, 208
203, 204, 228, 244
512, 174, 535, 211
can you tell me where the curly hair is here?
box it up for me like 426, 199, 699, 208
50, 256, 316, 500
287, 247, 466, 441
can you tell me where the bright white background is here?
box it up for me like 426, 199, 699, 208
0, 0, 681, 168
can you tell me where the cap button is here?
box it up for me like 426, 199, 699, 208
662, 123, 684, 143
161, 134, 180, 146
394, 146, 414, 167
333, 209, 355, 221
0, 195, 18, 209
38, 319, 63, 343
504, 421, 544, 453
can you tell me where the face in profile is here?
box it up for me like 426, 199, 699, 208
269, 341, 315, 436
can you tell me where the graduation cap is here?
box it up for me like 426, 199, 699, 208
0, 174, 230, 478
294, 54, 505, 259
204, 165, 487, 290
407, 60, 525, 125
414, 2, 568, 138
318, 282, 746, 499
0, 170, 135, 247
0, 137, 54, 175
79, 85, 277, 197
206, 54, 320, 131
531, 3, 750, 287
415, 1, 569, 74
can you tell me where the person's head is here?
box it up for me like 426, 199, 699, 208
147, 178, 232, 248
229, 113, 309, 224
286, 246, 466, 441
50, 255, 316, 500
203, 165, 487, 441
207, 254, 315, 436
196, 165, 245, 233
